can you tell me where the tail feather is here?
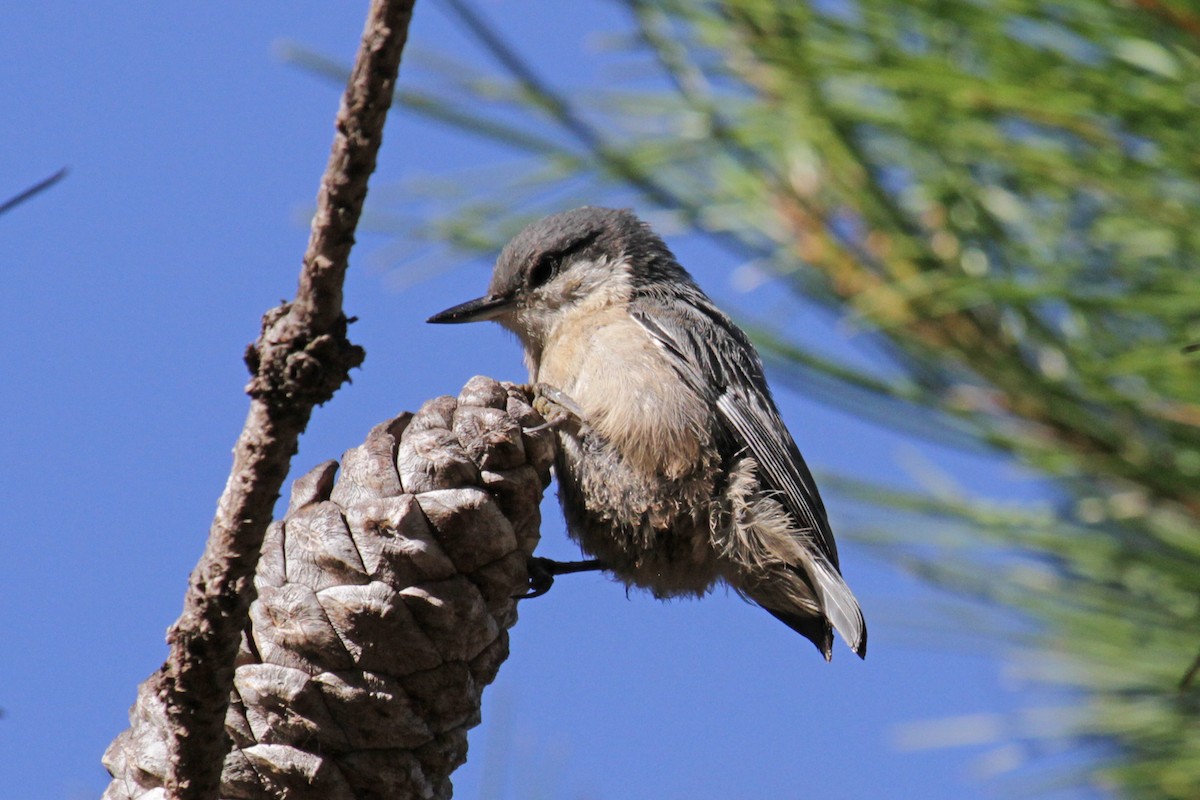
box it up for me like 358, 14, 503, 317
719, 458, 868, 658
809, 558, 868, 658
764, 606, 834, 661
751, 560, 867, 660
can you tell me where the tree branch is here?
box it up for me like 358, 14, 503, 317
145, 3, 416, 798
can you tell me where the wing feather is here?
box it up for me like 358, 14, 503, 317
632, 290, 867, 656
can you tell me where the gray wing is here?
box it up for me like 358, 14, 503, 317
631, 287, 867, 657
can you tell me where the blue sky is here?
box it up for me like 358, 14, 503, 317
1, 3, 1102, 799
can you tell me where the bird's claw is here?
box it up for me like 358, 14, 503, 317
516, 556, 607, 599
525, 383, 585, 434
522, 556, 558, 599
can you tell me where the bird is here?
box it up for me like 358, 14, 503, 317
428, 207, 866, 659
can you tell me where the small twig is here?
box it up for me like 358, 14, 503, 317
0, 167, 68, 216
153, 2, 416, 799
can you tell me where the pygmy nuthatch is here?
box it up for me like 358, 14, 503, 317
429, 207, 867, 659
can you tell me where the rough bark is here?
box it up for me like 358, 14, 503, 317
104, 376, 554, 800
151, 2, 416, 798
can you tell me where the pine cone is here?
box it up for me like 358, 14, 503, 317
103, 377, 554, 800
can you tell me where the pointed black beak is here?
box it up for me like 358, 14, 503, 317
427, 294, 513, 324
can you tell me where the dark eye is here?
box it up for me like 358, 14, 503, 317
528, 253, 561, 289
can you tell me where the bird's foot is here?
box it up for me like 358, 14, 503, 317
524, 383, 585, 434
520, 556, 607, 599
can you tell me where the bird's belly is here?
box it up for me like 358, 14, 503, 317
535, 316, 723, 595
554, 433, 722, 596
536, 313, 708, 481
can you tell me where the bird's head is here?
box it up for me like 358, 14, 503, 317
428, 206, 683, 354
